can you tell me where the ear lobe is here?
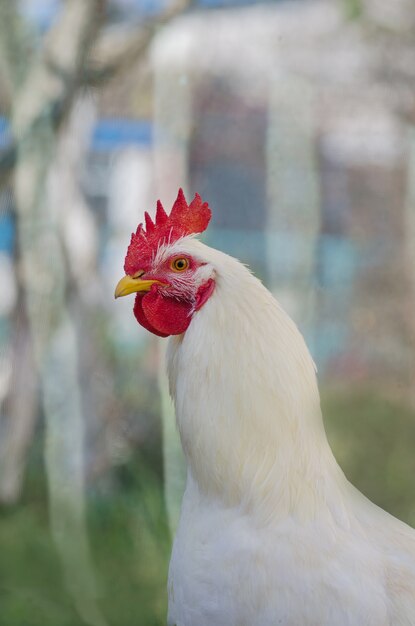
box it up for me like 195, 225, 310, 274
195, 279, 215, 311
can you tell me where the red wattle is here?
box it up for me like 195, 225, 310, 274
133, 293, 169, 337
133, 290, 192, 337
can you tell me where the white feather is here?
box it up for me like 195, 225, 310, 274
163, 237, 415, 626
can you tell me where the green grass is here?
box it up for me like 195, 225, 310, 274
0, 391, 414, 625
323, 390, 415, 527
0, 454, 170, 626
88, 462, 170, 626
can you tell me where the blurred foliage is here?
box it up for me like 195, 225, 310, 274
323, 390, 415, 527
0, 391, 414, 625
342, 0, 363, 20
0, 441, 170, 626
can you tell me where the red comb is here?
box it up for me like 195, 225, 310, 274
124, 188, 212, 275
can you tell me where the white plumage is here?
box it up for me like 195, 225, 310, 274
164, 236, 415, 626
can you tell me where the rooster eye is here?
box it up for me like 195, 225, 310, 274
171, 257, 189, 272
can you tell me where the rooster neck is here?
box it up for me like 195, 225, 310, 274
167, 243, 348, 524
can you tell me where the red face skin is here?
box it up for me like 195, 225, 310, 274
132, 254, 215, 338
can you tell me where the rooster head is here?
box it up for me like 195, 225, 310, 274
115, 189, 215, 337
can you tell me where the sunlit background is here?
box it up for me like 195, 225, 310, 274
0, 0, 414, 624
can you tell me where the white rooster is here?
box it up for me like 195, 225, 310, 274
115, 190, 415, 626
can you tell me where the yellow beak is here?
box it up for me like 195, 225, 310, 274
114, 274, 164, 299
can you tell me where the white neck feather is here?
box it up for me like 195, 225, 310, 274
167, 240, 349, 525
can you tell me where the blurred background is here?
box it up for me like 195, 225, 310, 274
0, 0, 415, 624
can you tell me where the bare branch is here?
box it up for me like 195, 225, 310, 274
0, 1, 105, 190
0, 0, 35, 97
0, 0, 193, 187
88, 0, 194, 83
12, 0, 105, 137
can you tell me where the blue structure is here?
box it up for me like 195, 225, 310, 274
0, 116, 153, 152
91, 119, 152, 151
0, 118, 12, 151
20, 0, 291, 32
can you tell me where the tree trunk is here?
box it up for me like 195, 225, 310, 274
0, 302, 38, 504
